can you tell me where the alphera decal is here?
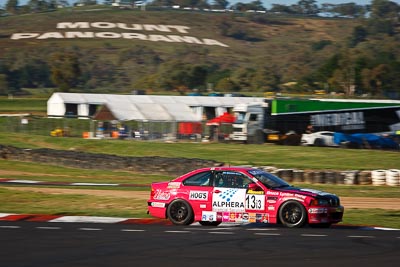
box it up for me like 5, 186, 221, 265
212, 188, 246, 212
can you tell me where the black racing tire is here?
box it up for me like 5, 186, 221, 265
255, 130, 265, 144
278, 200, 307, 228
166, 199, 194, 225
314, 138, 324, 147
199, 221, 222, 227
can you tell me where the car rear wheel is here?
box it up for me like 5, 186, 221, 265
199, 221, 222, 227
166, 199, 194, 225
279, 200, 307, 228
314, 138, 324, 147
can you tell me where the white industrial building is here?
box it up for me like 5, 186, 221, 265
47, 92, 264, 122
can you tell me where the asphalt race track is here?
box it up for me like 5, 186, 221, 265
0, 221, 399, 267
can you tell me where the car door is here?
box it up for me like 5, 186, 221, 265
181, 170, 214, 219
211, 170, 265, 223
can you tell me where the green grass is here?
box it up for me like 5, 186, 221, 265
342, 209, 400, 229
0, 187, 149, 218
0, 98, 47, 114
1, 132, 399, 170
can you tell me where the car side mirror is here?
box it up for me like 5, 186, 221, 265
248, 183, 260, 191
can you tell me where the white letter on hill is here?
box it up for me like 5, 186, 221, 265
167, 35, 203, 44
148, 35, 174, 42
57, 22, 90, 29
202, 39, 229, 47
37, 32, 65, 39
122, 33, 147, 40
11, 33, 39, 40
65, 32, 94, 38
91, 22, 117, 29
143, 25, 171, 32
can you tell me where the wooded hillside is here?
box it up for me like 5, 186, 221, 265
0, 3, 399, 98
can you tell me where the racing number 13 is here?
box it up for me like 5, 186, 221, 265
245, 194, 264, 210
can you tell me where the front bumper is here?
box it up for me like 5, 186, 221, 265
308, 206, 344, 224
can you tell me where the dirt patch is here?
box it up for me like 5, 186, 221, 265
340, 197, 400, 210
2, 186, 399, 210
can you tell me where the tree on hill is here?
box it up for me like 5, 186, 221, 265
291, 0, 319, 15
321, 2, 367, 18
6, 0, 19, 14
49, 52, 82, 92
212, 0, 229, 9
370, 0, 400, 20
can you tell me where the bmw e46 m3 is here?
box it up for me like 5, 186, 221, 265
147, 167, 344, 228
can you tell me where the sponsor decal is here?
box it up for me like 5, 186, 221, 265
309, 208, 328, 214
153, 189, 170, 200
242, 213, 249, 222
260, 214, 269, 223
189, 191, 208, 201
247, 189, 264, 195
167, 182, 181, 189
267, 191, 307, 199
229, 212, 236, 222
200, 204, 207, 209
249, 213, 257, 223
235, 213, 243, 222
222, 212, 230, 222
245, 194, 265, 210
202, 211, 217, 221
310, 112, 365, 129
267, 197, 278, 204
268, 206, 275, 211
212, 188, 246, 212
151, 202, 166, 208
282, 197, 305, 203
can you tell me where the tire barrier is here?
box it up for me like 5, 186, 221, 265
342, 171, 358, 185
358, 171, 372, 185
385, 169, 400, 186
371, 170, 386, 186
0, 144, 222, 176
324, 171, 336, 184
275, 169, 294, 182
292, 170, 304, 183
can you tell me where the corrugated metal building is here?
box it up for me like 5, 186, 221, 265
47, 93, 264, 122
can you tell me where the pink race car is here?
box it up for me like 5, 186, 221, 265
147, 167, 344, 228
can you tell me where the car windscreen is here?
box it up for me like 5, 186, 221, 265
248, 169, 290, 189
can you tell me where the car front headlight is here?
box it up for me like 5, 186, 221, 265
310, 198, 330, 206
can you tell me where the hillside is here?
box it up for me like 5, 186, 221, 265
1, 6, 398, 96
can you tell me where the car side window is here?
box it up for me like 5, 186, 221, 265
213, 171, 252, 188
183, 171, 212, 186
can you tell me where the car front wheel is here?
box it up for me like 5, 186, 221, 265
279, 200, 307, 228
166, 199, 194, 225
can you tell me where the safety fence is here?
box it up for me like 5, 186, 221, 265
0, 116, 230, 142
